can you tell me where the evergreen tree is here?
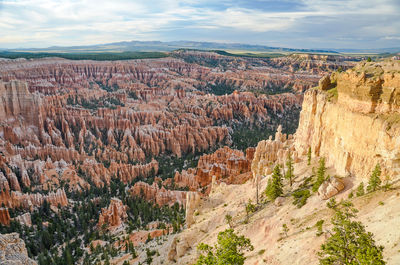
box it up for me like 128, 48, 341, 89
285, 151, 294, 186
312, 158, 326, 192
225, 214, 233, 228
356, 182, 365, 197
367, 163, 382, 193
318, 201, 385, 265
195, 229, 254, 265
307, 147, 312, 165
245, 199, 256, 222
265, 164, 283, 201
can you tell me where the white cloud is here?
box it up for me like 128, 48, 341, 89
0, 0, 399, 48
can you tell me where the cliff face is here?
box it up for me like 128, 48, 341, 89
0, 80, 43, 127
0, 233, 37, 265
295, 61, 400, 179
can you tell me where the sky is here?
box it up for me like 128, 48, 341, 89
0, 0, 400, 49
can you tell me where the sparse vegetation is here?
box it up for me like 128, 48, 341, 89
281, 224, 289, 238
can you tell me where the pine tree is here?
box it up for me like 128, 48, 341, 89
225, 214, 233, 228
312, 158, 326, 192
318, 201, 385, 265
285, 151, 294, 186
195, 229, 254, 265
245, 199, 256, 221
265, 164, 283, 201
307, 147, 312, 165
356, 182, 365, 197
367, 163, 382, 193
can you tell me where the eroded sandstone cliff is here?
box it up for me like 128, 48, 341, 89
295, 61, 400, 180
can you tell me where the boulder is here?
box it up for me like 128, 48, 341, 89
318, 176, 345, 200
274, 197, 285, 206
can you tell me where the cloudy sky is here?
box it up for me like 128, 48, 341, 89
0, 0, 399, 49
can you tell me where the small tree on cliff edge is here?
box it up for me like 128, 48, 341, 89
285, 151, 294, 186
318, 201, 385, 265
265, 164, 283, 201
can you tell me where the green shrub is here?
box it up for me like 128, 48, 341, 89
315, 220, 324, 236
292, 189, 311, 208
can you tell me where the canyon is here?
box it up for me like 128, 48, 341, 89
0, 51, 350, 215
0, 51, 368, 264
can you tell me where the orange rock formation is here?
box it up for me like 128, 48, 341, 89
97, 198, 128, 230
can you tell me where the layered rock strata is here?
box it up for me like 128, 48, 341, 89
295, 61, 400, 180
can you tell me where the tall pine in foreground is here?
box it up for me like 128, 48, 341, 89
318, 201, 385, 265
367, 163, 382, 193
265, 164, 283, 201
195, 229, 253, 265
